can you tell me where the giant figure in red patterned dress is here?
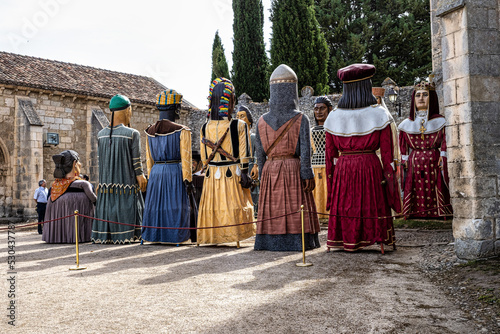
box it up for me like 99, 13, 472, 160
398, 80, 453, 219
324, 64, 401, 252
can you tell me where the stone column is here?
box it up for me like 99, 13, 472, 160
431, 0, 500, 259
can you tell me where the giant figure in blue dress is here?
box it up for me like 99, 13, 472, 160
142, 89, 194, 244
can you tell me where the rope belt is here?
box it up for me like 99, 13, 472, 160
268, 154, 298, 161
339, 150, 376, 156
154, 160, 181, 164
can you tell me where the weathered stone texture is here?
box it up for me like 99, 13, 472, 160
432, 0, 500, 259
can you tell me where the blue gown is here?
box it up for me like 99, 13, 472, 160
142, 128, 191, 243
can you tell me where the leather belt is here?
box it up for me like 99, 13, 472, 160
268, 154, 298, 161
208, 160, 240, 167
154, 160, 181, 164
339, 150, 375, 156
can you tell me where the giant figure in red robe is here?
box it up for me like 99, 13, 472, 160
398, 80, 453, 219
324, 64, 401, 253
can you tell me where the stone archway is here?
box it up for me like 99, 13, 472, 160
0, 138, 11, 217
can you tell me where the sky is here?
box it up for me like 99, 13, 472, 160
0, 0, 273, 109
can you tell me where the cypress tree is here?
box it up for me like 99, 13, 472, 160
232, 0, 269, 102
211, 31, 230, 82
270, 0, 330, 95
315, 0, 431, 91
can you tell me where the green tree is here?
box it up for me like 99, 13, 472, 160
211, 31, 230, 82
270, 0, 330, 95
232, 0, 269, 102
315, 0, 431, 91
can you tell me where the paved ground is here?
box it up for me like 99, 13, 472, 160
0, 225, 486, 333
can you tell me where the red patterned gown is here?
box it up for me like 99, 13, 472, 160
325, 106, 399, 251
399, 126, 453, 218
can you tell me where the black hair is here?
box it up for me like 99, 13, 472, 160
52, 150, 79, 179
337, 79, 378, 109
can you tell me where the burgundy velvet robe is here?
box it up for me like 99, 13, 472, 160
325, 125, 396, 251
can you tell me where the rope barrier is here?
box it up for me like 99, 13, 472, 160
77, 210, 299, 230
0, 204, 452, 232
0, 213, 77, 231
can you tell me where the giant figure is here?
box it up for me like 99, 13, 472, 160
398, 80, 453, 218
324, 64, 400, 253
92, 95, 147, 244
142, 89, 194, 244
197, 78, 255, 246
254, 64, 320, 251
311, 96, 333, 219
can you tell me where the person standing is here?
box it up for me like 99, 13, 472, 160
142, 89, 194, 244
254, 64, 320, 251
92, 94, 147, 244
33, 179, 48, 234
324, 64, 401, 253
311, 96, 333, 219
197, 77, 255, 246
398, 80, 453, 219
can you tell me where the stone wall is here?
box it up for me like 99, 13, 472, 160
0, 85, 190, 218
431, 0, 500, 259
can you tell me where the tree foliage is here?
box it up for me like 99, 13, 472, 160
315, 0, 432, 91
232, 0, 270, 102
211, 31, 230, 82
270, 0, 330, 95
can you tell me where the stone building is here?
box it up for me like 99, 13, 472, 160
430, 0, 499, 259
0, 52, 196, 218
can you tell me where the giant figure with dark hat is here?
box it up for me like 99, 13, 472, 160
324, 64, 401, 253
92, 94, 147, 244
398, 78, 453, 219
311, 96, 334, 219
254, 64, 320, 251
197, 77, 255, 246
142, 89, 195, 244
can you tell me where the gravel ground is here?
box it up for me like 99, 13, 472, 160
0, 223, 497, 333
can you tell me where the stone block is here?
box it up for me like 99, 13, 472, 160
50, 101, 61, 107
455, 238, 495, 259
451, 177, 475, 199
448, 145, 474, 163
54, 118, 62, 124
444, 103, 472, 124
488, 9, 498, 29
455, 77, 471, 104
470, 76, 500, 102
5, 98, 15, 107
59, 124, 71, 131
443, 54, 469, 80
48, 124, 60, 130
0, 107, 11, 116
441, 33, 455, 61
441, 7, 466, 35
45, 117, 54, 123
466, 6, 490, 29
442, 80, 457, 106
475, 177, 497, 198
62, 119, 74, 125
60, 137, 71, 144
477, 197, 500, 216
469, 30, 500, 55
42, 100, 51, 106
453, 30, 469, 57
470, 54, 500, 77
65, 108, 72, 113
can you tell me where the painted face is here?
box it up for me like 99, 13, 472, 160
313, 103, 330, 124
376, 96, 382, 105
236, 111, 251, 128
415, 90, 430, 111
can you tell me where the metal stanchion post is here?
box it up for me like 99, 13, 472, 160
296, 205, 313, 267
70, 210, 87, 270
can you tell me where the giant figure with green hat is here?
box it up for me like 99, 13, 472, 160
92, 94, 148, 244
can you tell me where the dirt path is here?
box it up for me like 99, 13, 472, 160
0, 227, 479, 333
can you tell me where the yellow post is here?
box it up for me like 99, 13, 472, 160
296, 205, 313, 267
69, 210, 86, 270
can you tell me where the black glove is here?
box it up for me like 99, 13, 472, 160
183, 180, 195, 195
239, 173, 253, 189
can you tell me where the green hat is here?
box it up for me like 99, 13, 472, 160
109, 94, 131, 111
